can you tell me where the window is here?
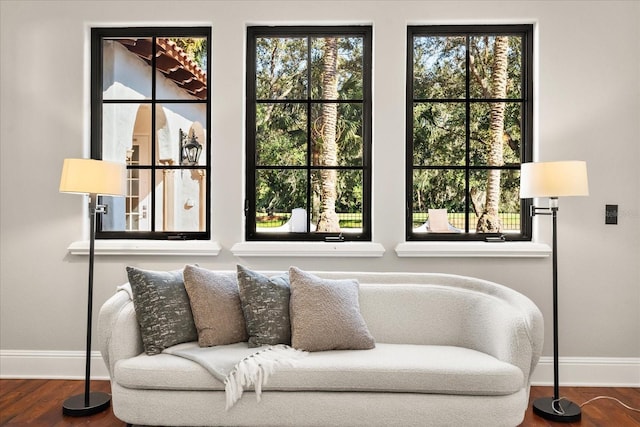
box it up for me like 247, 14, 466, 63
91, 27, 211, 240
407, 25, 533, 241
246, 26, 372, 241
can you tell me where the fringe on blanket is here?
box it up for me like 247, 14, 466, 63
224, 344, 308, 410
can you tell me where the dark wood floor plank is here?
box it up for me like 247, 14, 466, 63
0, 379, 52, 425
579, 387, 640, 427
0, 379, 638, 426
0, 380, 121, 427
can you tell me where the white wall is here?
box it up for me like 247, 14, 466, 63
1, 0, 638, 375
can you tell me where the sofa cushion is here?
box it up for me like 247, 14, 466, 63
126, 267, 198, 355
115, 343, 523, 396
272, 343, 523, 395
237, 265, 291, 347
289, 267, 375, 352
116, 349, 225, 391
183, 265, 248, 347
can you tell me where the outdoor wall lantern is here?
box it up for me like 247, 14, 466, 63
179, 128, 202, 166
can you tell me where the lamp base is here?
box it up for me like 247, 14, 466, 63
62, 391, 111, 417
533, 396, 581, 422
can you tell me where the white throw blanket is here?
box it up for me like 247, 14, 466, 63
164, 342, 307, 410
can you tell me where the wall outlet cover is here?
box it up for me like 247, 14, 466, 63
605, 204, 618, 225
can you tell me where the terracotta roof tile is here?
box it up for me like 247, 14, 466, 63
117, 37, 207, 99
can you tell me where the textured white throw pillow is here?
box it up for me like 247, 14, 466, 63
289, 267, 375, 352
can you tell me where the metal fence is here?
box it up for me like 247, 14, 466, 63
257, 211, 520, 231
256, 212, 363, 229
414, 212, 521, 231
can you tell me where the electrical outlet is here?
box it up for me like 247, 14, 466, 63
605, 204, 618, 225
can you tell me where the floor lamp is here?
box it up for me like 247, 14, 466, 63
59, 158, 126, 416
520, 160, 589, 422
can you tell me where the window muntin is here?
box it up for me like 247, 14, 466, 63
407, 25, 533, 241
91, 27, 211, 240
247, 26, 372, 241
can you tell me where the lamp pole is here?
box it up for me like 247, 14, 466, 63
531, 197, 581, 422
62, 193, 111, 416
551, 200, 559, 403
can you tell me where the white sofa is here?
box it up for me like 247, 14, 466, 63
98, 271, 543, 427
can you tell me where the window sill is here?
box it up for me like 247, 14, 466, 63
395, 241, 551, 258
230, 241, 385, 257
67, 240, 221, 256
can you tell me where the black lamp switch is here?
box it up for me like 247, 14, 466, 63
605, 204, 618, 225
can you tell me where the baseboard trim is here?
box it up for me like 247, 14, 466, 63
0, 350, 109, 380
1, 351, 639, 386
530, 356, 640, 387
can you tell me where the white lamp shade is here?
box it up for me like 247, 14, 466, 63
59, 158, 127, 196
520, 161, 589, 198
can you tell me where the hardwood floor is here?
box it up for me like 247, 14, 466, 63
1, 380, 638, 426
524, 386, 640, 426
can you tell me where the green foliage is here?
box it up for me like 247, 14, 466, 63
170, 37, 207, 69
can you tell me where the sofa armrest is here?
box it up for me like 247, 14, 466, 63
462, 290, 544, 386
97, 284, 143, 377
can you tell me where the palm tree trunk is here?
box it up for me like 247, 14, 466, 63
316, 37, 341, 232
477, 36, 508, 233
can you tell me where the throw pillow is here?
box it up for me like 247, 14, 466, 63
289, 266, 375, 352
183, 265, 248, 347
126, 266, 198, 356
237, 265, 291, 347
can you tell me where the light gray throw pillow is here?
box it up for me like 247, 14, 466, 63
183, 265, 248, 347
237, 265, 291, 348
126, 266, 198, 355
289, 266, 375, 352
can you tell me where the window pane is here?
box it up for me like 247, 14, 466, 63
155, 169, 206, 232
413, 102, 465, 166
156, 37, 208, 100
103, 38, 152, 100
311, 37, 364, 100
469, 102, 522, 166
255, 169, 307, 231
157, 103, 207, 166
311, 103, 363, 166
413, 36, 465, 99
469, 169, 521, 233
412, 169, 466, 232
257, 103, 307, 166
102, 103, 150, 163
256, 37, 308, 100
98, 169, 153, 232
469, 35, 522, 99
311, 169, 363, 233
120, 168, 152, 231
